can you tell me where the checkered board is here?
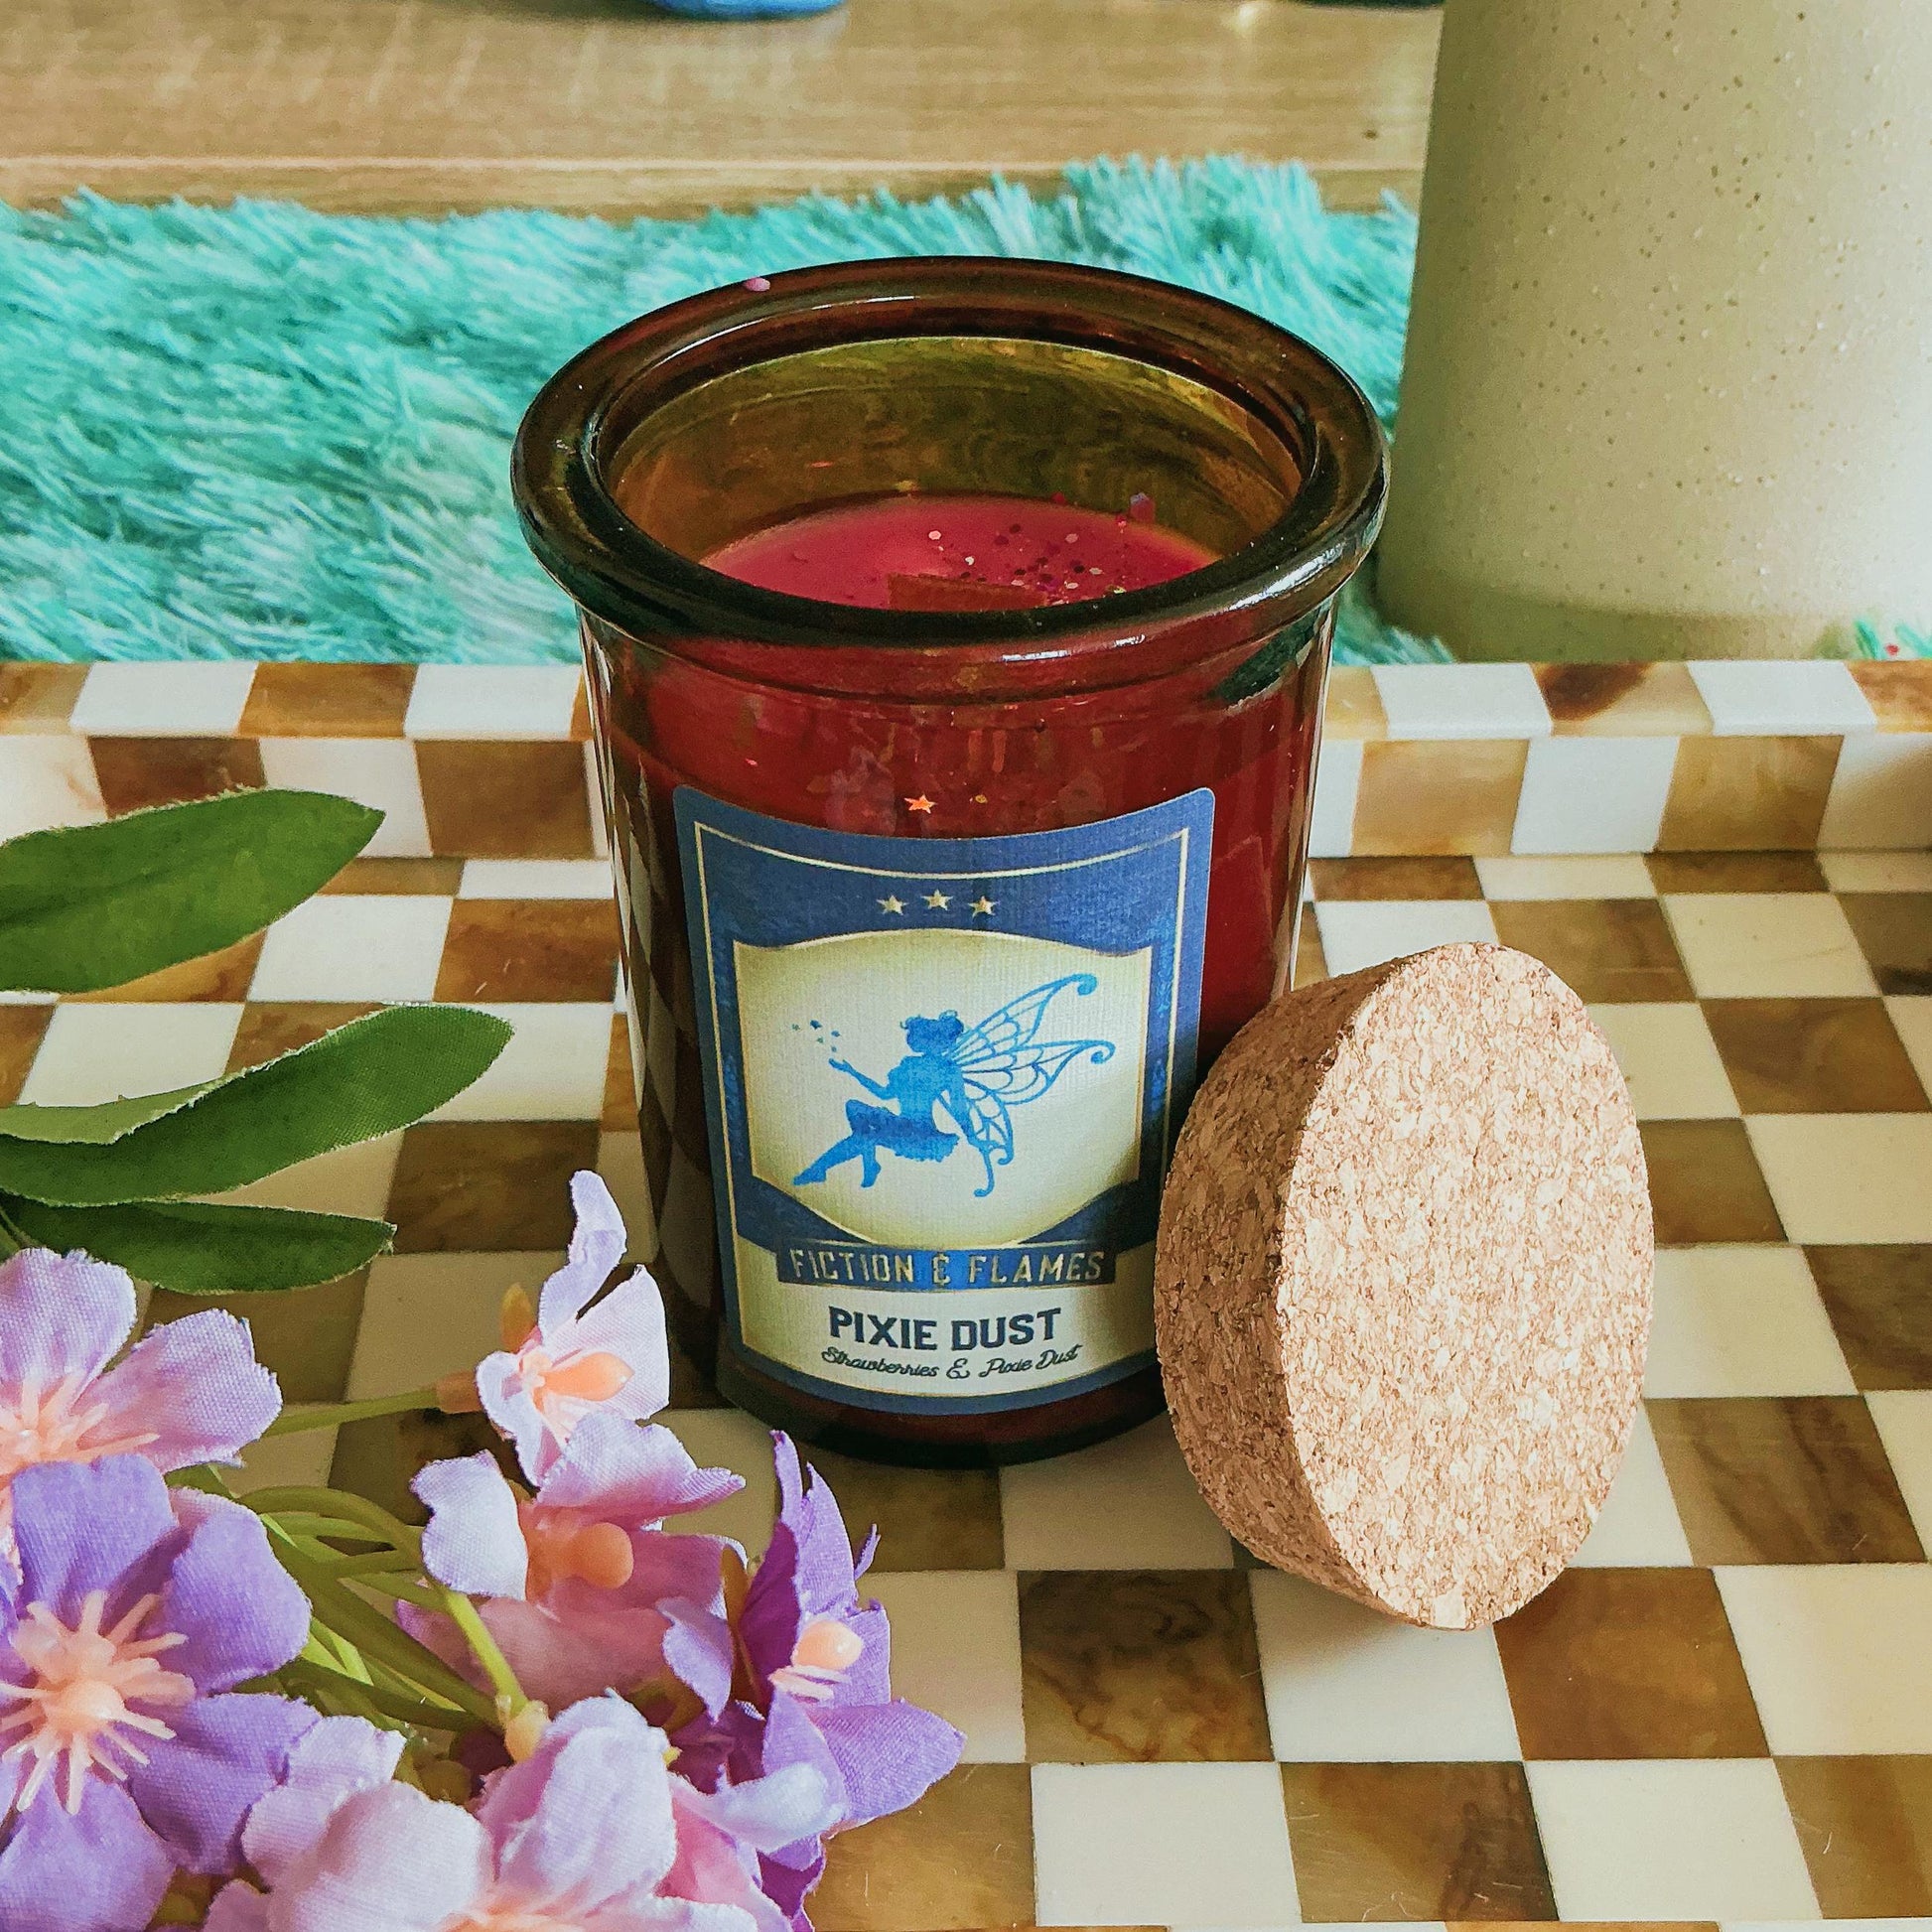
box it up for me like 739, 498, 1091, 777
5, 841, 1932, 1930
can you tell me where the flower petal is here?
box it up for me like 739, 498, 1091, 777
656, 1797, 789, 1932
811, 1699, 963, 1828
273, 1782, 489, 1932
484, 1695, 679, 1909
537, 1170, 629, 1335
539, 1413, 741, 1523
205, 1882, 272, 1932
161, 1494, 312, 1690
490, 1588, 675, 1709
0, 1780, 176, 1932
621, 1531, 731, 1618
8, 1456, 180, 1615
563, 1271, 670, 1423
661, 1596, 736, 1719
126, 1692, 316, 1873
0, 1247, 136, 1396
475, 1348, 555, 1483
683, 1762, 841, 1856
205, 1883, 272, 1932
415, 1451, 528, 1598
242, 1715, 405, 1886
88, 1310, 280, 1470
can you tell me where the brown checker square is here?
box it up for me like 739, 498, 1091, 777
637, 1081, 674, 1211
1535, 660, 1712, 737
1487, 899, 1692, 1004
1351, 740, 1529, 857
1492, 1568, 1766, 1758
239, 663, 415, 738
802, 1448, 1003, 1571
664, 1328, 724, 1410
1638, 1119, 1784, 1244
1644, 851, 1829, 895
812, 1763, 1034, 1931
1779, 1756, 1932, 1917
1018, 1571, 1270, 1763
145, 1270, 369, 1405
416, 740, 595, 860
89, 736, 266, 814
1837, 893, 1932, 996
1702, 998, 1929, 1113
434, 897, 621, 1003
1656, 735, 1840, 851
1292, 908, 1327, 989
329, 1408, 514, 1526
69, 935, 264, 1004
1281, 1762, 1556, 1921
386, 1121, 601, 1253
0, 664, 88, 732
603, 1015, 637, 1131
569, 674, 594, 742
226, 1003, 381, 1072
1807, 1245, 1932, 1389
1849, 659, 1932, 733
318, 858, 466, 896
1649, 1396, 1925, 1564
1311, 857, 1484, 900
0, 1007, 53, 1103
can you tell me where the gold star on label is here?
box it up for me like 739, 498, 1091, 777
878, 896, 905, 914
904, 795, 935, 814
924, 891, 951, 909
971, 896, 996, 916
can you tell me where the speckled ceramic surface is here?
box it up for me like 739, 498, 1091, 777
3, 670, 1931, 1925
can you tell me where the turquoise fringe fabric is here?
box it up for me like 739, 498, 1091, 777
0, 159, 1459, 666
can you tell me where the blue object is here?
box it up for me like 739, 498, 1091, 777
648, 0, 844, 15
0, 159, 1432, 664
675, 785, 1210, 1413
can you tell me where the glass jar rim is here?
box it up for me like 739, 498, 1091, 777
512, 257, 1387, 654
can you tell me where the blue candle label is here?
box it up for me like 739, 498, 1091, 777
673, 787, 1213, 1414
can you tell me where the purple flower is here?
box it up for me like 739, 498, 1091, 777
400, 1412, 740, 1708
476, 1173, 672, 1480
234, 1696, 838, 1932
0, 1457, 314, 1932
672, 1437, 962, 1920
0, 1249, 279, 1523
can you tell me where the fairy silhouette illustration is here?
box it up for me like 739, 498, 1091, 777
792, 974, 1116, 1198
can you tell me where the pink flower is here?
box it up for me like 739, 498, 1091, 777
400, 1413, 741, 1708
476, 1173, 672, 1480
204, 1717, 403, 1932
0, 1249, 278, 1526
232, 1696, 837, 1932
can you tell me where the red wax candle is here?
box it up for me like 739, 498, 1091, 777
705, 492, 1217, 611
514, 260, 1385, 1467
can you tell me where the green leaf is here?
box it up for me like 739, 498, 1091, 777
0, 1006, 511, 1205
0, 789, 382, 994
0, 1196, 394, 1293
0, 1079, 224, 1145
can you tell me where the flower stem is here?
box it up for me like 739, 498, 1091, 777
279, 1658, 462, 1733
242, 1486, 424, 1560
437, 1586, 526, 1719
263, 1388, 447, 1437
263, 1534, 493, 1725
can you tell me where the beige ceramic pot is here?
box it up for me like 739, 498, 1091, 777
1376, 0, 1932, 661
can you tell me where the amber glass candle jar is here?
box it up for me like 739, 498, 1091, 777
514, 259, 1385, 1466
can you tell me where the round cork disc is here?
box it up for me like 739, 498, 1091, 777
1155, 943, 1651, 1629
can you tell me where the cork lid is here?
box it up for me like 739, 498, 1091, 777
1155, 943, 1652, 1629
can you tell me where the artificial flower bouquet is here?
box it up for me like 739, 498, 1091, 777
0, 1173, 962, 1932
